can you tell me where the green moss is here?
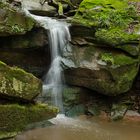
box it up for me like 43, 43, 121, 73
94, 63, 139, 95
0, 104, 58, 138
58, 2, 63, 15
100, 52, 138, 66
0, 131, 17, 140
0, 1, 35, 36
95, 28, 139, 46
79, 0, 128, 10
73, 0, 140, 54
11, 25, 24, 33
101, 53, 114, 65
74, 0, 139, 27
0, 61, 42, 101
116, 44, 140, 56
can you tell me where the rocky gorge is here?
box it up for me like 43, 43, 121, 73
0, 0, 140, 139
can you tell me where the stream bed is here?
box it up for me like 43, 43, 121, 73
16, 114, 140, 140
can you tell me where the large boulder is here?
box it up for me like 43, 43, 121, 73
0, 103, 58, 139
63, 0, 140, 96
0, 1, 35, 36
0, 61, 42, 101
62, 43, 139, 96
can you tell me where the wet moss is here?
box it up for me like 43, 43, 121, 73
0, 104, 58, 138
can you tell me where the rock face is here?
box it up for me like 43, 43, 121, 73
0, 61, 42, 101
0, 104, 58, 139
22, 0, 57, 17
63, 0, 140, 96
0, 1, 35, 36
0, 27, 50, 78
0, 27, 48, 49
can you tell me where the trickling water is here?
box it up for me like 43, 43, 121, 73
25, 11, 71, 112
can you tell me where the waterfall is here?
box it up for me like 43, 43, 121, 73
25, 11, 71, 113
42, 19, 71, 113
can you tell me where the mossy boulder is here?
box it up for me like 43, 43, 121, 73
72, 0, 140, 56
0, 1, 35, 36
0, 61, 42, 101
62, 44, 139, 96
0, 104, 58, 139
66, 0, 140, 95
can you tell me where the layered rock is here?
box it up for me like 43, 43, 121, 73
0, 27, 50, 77
63, 0, 140, 96
62, 43, 139, 95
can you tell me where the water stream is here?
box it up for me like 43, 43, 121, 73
26, 11, 71, 112
42, 18, 71, 113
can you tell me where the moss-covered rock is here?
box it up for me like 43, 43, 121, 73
74, 0, 139, 26
0, 1, 35, 36
0, 61, 42, 101
0, 103, 58, 139
72, 0, 140, 56
63, 44, 139, 96
65, 0, 140, 95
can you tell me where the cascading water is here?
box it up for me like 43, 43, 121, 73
24, 10, 71, 112
42, 19, 71, 113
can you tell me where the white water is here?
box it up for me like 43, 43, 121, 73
43, 19, 71, 113
24, 11, 71, 112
